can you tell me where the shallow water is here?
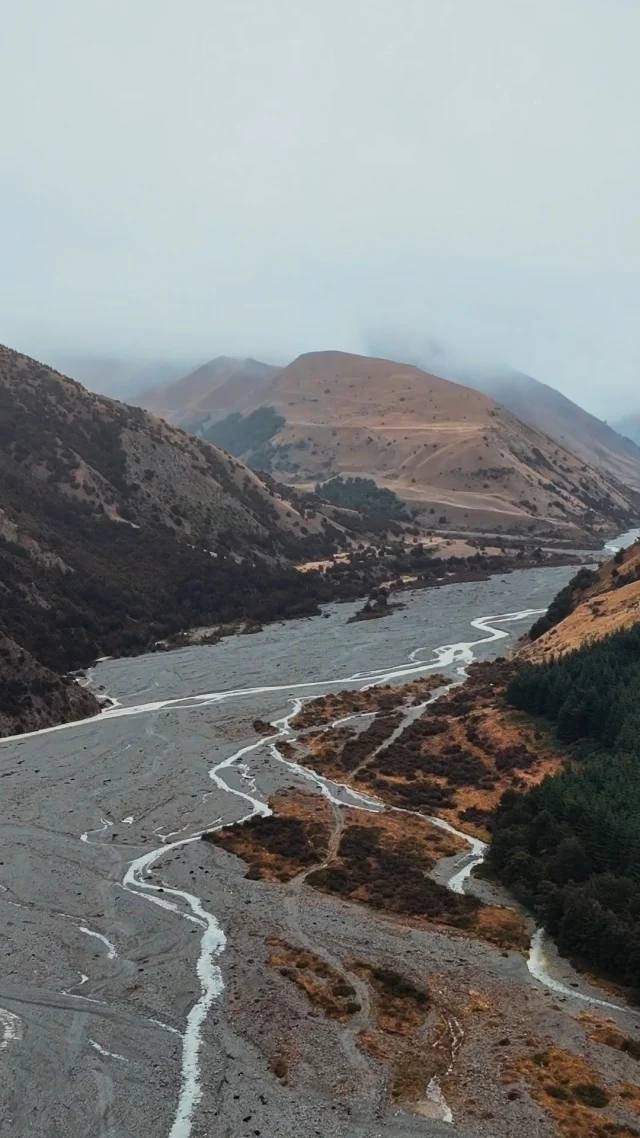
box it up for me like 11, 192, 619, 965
604, 526, 640, 552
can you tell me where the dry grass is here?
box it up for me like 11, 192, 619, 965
522, 542, 640, 663
202, 789, 331, 881
358, 1029, 444, 1103
504, 1041, 640, 1138
350, 960, 429, 1035
290, 675, 448, 730
266, 937, 360, 1021
472, 905, 530, 951
205, 788, 527, 950
308, 807, 529, 951
350, 803, 466, 860
266, 933, 453, 1110
336, 665, 565, 838
523, 577, 640, 662
577, 1013, 640, 1062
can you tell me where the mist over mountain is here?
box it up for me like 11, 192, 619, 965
367, 334, 640, 489
614, 413, 640, 448
47, 353, 199, 403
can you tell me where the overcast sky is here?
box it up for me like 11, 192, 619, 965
1, 0, 639, 416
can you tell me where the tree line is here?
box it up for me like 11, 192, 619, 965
489, 621, 640, 990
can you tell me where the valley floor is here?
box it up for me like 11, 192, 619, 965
1, 569, 639, 1138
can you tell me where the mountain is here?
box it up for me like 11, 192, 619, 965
0, 344, 349, 682
462, 369, 640, 489
48, 353, 197, 402
0, 635, 101, 737
366, 336, 640, 489
138, 356, 279, 429
213, 350, 640, 538
614, 411, 640, 447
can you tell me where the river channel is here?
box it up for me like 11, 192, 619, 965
1, 557, 638, 1138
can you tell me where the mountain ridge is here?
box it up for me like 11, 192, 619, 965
0, 344, 351, 687
247, 350, 640, 538
0, 635, 101, 738
461, 368, 640, 489
139, 355, 279, 429
141, 348, 640, 538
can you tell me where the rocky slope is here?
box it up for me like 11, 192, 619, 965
0, 344, 350, 679
0, 635, 101, 737
236, 351, 640, 538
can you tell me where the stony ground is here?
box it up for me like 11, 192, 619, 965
2, 570, 639, 1138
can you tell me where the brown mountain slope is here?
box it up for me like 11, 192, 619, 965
139, 356, 278, 427
0, 344, 349, 680
367, 338, 640, 490
521, 539, 640, 661
460, 370, 640, 489
247, 351, 640, 537
0, 636, 101, 738
0, 344, 338, 552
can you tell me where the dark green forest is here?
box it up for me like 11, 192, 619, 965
315, 476, 407, 519
202, 407, 285, 469
489, 622, 640, 988
527, 566, 596, 641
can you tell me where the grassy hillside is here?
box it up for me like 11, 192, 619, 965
252, 351, 640, 539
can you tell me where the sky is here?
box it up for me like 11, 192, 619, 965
1, 0, 639, 418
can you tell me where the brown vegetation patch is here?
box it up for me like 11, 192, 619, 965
252, 717, 275, 736
303, 725, 359, 780
267, 937, 360, 1021
578, 1013, 640, 1062
205, 791, 526, 949
290, 675, 448, 730
340, 662, 565, 837
351, 961, 429, 1034
307, 810, 528, 950
357, 987, 463, 1107
267, 932, 454, 1110
300, 711, 406, 783
358, 1029, 445, 1103
504, 1041, 640, 1138
202, 790, 331, 881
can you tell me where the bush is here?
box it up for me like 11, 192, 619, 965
572, 1083, 610, 1108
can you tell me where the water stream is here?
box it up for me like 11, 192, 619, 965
82, 605, 627, 1133
1, 553, 636, 1136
